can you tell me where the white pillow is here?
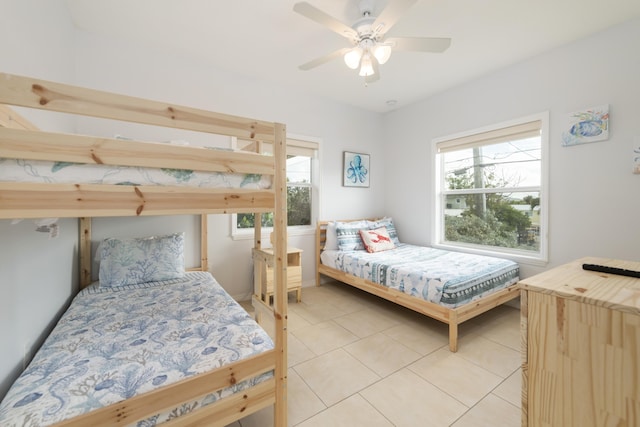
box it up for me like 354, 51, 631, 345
323, 221, 338, 250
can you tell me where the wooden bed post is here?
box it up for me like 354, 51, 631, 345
253, 214, 263, 324
253, 139, 264, 324
448, 314, 459, 353
272, 122, 288, 427
200, 214, 208, 272
79, 217, 92, 288
315, 223, 323, 287
255, 214, 262, 251
254, 140, 264, 252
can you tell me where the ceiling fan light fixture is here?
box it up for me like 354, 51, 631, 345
372, 44, 392, 65
344, 48, 363, 69
358, 53, 375, 77
293, 1, 451, 83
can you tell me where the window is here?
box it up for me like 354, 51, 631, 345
433, 112, 548, 262
232, 136, 320, 238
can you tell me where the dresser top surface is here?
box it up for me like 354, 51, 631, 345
520, 257, 640, 313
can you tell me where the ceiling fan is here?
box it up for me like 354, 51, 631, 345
293, 0, 451, 82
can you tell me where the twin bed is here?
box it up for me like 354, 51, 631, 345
0, 73, 288, 426
316, 218, 521, 352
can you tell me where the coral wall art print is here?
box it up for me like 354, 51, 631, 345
562, 104, 609, 147
343, 151, 370, 187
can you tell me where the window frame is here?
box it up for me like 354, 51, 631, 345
231, 134, 321, 240
431, 112, 549, 265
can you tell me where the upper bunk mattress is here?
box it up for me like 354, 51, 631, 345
0, 158, 272, 189
321, 244, 519, 308
0, 271, 274, 427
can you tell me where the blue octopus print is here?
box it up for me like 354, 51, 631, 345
346, 154, 368, 184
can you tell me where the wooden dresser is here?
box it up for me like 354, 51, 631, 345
520, 257, 640, 427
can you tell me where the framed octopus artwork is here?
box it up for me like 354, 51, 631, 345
343, 151, 370, 187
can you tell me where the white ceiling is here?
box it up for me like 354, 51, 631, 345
64, 0, 640, 113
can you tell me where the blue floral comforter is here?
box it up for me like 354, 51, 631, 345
0, 272, 274, 426
333, 244, 519, 308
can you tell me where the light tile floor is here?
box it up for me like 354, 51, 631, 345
233, 280, 522, 427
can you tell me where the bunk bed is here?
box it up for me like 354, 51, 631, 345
0, 73, 288, 426
316, 218, 520, 352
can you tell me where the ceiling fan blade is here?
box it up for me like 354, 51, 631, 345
299, 48, 351, 71
371, 0, 418, 37
386, 37, 451, 53
293, 2, 358, 41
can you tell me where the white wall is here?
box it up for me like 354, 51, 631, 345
0, 0, 77, 400
383, 18, 640, 277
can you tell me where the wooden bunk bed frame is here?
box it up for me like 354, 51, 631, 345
0, 73, 288, 427
316, 220, 520, 352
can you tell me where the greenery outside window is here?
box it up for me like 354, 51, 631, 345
232, 136, 319, 238
433, 112, 549, 262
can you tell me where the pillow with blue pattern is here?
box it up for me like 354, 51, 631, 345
367, 217, 401, 245
336, 220, 370, 251
98, 232, 185, 287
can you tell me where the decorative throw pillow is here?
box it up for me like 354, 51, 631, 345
368, 217, 401, 245
98, 232, 185, 287
336, 220, 369, 251
359, 227, 396, 253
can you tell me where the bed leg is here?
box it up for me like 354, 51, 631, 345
449, 322, 459, 352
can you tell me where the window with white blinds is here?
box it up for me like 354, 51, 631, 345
433, 112, 548, 262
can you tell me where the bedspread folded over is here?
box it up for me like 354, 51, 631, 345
326, 244, 519, 308
0, 271, 273, 427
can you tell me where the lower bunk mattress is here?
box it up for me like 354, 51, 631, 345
321, 244, 519, 308
0, 271, 274, 426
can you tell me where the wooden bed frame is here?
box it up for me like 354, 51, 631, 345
0, 73, 288, 426
316, 220, 520, 352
